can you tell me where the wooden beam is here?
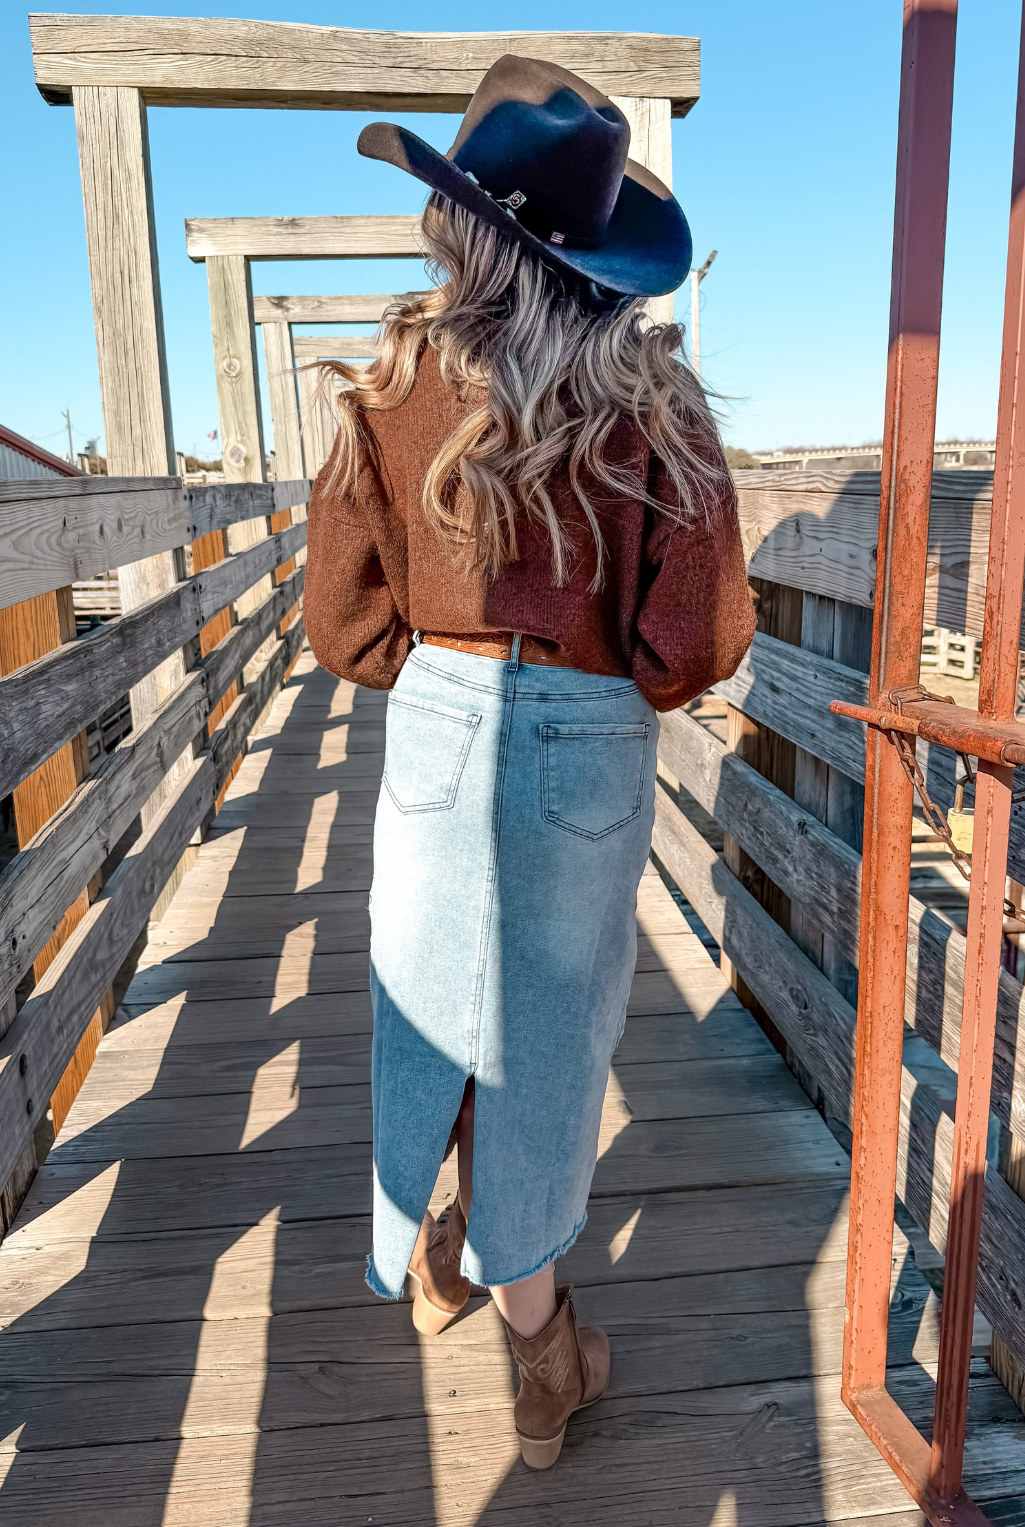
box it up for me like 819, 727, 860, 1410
206, 254, 265, 483
73, 86, 174, 478
0, 477, 310, 611
187, 480, 310, 539
290, 335, 380, 358
733, 467, 998, 640
0, 614, 306, 1198
262, 324, 304, 481
253, 293, 420, 324
72, 82, 189, 857
186, 215, 423, 262
650, 784, 1025, 1374
712, 631, 869, 783
261, 323, 305, 637
0, 520, 307, 801
297, 365, 341, 479
204, 253, 275, 669
0, 567, 304, 1015
259, 323, 304, 641
31, 16, 701, 114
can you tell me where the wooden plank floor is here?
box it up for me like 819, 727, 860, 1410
1, 648, 1023, 1525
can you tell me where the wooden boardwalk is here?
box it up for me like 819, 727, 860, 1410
1, 648, 1023, 1526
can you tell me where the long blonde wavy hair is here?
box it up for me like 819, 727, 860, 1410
317, 193, 728, 587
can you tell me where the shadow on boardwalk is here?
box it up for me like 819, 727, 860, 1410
0, 651, 1009, 1526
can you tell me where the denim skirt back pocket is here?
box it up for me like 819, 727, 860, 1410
384, 695, 481, 813
541, 722, 651, 840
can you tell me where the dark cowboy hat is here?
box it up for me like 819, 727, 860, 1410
357, 54, 692, 299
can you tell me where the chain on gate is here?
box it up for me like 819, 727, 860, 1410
882, 684, 1025, 925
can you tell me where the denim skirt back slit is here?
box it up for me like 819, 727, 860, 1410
366, 637, 658, 1297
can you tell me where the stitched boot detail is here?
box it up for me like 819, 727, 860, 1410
503, 1285, 610, 1468
406, 1203, 470, 1334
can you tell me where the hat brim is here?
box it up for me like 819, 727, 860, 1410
357, 121, 692, 300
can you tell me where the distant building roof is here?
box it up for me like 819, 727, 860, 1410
751, 440, 995, 472
0, 422, 82, 480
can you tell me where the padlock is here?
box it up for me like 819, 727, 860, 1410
947, 806, 974, 853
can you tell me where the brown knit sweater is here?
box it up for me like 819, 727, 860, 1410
304, 345, 755, 712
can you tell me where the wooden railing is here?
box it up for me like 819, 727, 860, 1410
0, 473, 309, 1222
652, 464, 1025, 1393
5, 456, 1025, 1403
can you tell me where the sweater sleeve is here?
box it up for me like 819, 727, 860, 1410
303, 452, 414, 691
631, 453, 756, 712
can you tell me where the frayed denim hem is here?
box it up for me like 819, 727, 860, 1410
475, 1209, 588, 1290
365, 1253, 407, 1301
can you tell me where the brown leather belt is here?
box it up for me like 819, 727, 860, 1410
419, 631, 570, 667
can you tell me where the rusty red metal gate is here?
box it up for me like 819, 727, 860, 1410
828, 1, 1025, 1521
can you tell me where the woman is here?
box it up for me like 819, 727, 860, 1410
304, 54, 755, 1470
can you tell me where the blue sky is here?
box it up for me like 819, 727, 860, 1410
1, 1, 1020, 459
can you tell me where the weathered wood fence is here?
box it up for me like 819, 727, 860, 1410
651, 463, 1025, 1395
0, 473, 309, 1228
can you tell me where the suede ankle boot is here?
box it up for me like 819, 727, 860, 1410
502, 1285, 610, 1469
406, 1201, 470, 1334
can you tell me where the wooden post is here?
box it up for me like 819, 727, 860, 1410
72, 84, 195, 916
205, 254, 274, 669
72, 87, 174, 479
261, 320, 304, 644
296, 361, 339, 480
207, 254, 266, 485
610, 96, 675, 326
262, 320, 304, 481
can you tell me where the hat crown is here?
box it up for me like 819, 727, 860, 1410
356, 51, 692, 298
449, 56, 630, 250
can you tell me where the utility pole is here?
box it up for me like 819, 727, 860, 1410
689, 250, 718, 378
63, 408, 74, 462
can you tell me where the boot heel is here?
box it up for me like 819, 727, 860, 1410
408, 1275, 458, 1336
516, 1426, 567, 1470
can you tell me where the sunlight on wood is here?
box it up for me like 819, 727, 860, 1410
270, 918, 317, 1015
56, 1051, 164, 1142
609, 1205, 642, 1265
317, 724, 349, 769
202, 1209, 281, 1321
254, 679, 302, 737
162, 828, 245, 916
2, 1159, 121, 1254
419, 1302, 517, 1526
328, 681, 356, 719
240, 1041, 300, 1149
0, 1428, 25, 1488
708, 1488, 738, 1527
597, 1066, 633, 1159
222, 747, 271, 799
102, 992, 186, 1052
294, 792, 338, 891
161, 1210, 280, 1527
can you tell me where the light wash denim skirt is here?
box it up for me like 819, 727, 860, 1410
366, 637, 658, 1297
